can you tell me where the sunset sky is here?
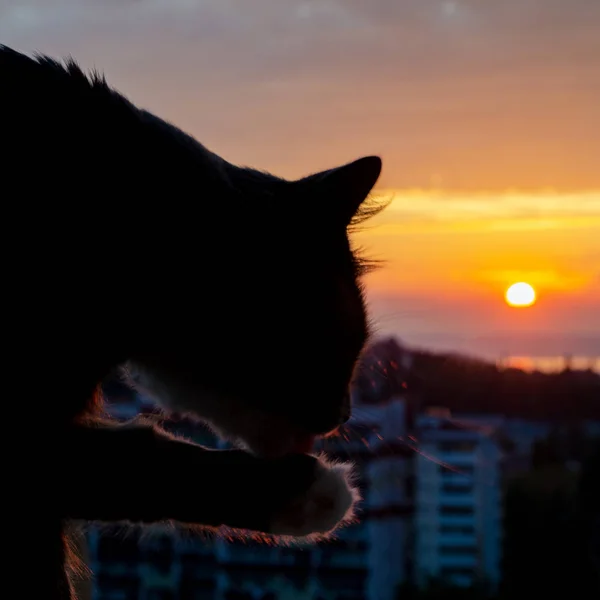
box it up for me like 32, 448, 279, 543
3, 0, 598, 359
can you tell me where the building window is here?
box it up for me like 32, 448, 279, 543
224, 591, 254, 600
96, 573, 140, 598
439, 545, 477, 556
440, 505, 474, 517
147, 591, 175, 600
440, 567, 476, 578
142, 535, 174, 575
96, 534, 140, 564
441, 483, 472, 494
439, 464, 474, 476
439, 525, 475, 535
438, 441, 477, 453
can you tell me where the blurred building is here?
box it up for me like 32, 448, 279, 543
413, 410, 503, 591
360, 399, 414, 600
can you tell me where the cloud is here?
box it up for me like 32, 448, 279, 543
3, 1, 598, 82
370, 190, 600, 225
1, 1, 599, 188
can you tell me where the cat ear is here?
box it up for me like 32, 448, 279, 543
301, 156, 382, 227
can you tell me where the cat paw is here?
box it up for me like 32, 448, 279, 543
268, 458, 358, 538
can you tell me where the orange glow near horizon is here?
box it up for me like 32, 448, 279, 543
356, 189, 599, 291
353, 188, 600, 341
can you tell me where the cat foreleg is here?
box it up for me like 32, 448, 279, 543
61, 422, 357, 538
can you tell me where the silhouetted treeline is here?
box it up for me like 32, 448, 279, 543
396, 581, 496, 600
501, 435, 600, 599
355, 338, 600, 422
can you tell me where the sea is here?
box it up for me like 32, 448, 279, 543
498, 355, 600, 374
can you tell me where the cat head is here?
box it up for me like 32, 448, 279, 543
120, 114, 383, 456
125, 154, 383, 457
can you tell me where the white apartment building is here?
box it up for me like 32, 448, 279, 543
413, 410, 503, 591
361, 398, 414, 600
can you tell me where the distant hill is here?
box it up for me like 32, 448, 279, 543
355, 337, 600, 421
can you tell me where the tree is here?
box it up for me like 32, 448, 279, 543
396, 579, 495, 599
501, 437, 600, 599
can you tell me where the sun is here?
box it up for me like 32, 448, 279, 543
505, 282, 536, 307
